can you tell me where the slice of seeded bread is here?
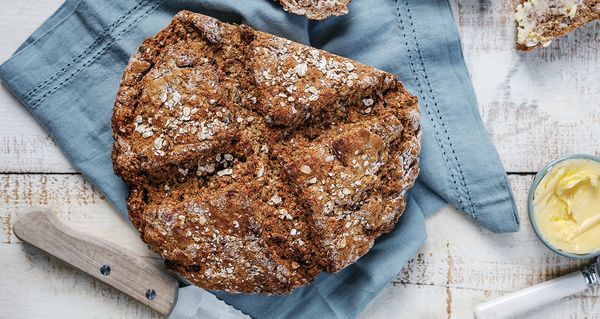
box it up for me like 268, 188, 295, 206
515, 0, 600, 51
277, 0, 352, 20
112, 11, 421, 294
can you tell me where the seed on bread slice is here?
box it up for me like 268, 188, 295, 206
515, 0, 600, 51
277, 0, 352, 20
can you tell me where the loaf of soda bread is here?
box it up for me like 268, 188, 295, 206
112, 11, 421, 294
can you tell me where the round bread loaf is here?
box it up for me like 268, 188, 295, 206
112, 11, 421, 294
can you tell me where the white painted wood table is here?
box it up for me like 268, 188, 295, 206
0, 0, 598, 318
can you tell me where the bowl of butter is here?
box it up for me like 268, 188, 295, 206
528, 154, 600, 259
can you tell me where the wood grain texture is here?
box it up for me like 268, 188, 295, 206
0, 0, 75, 173
13, 211, 179, 315
452, 0, 600, 173
0, 1, 74, 172
0, 0, 599, 318
360, 175, 599, 319
1, 175, 598, 318
0, 174, 163, 319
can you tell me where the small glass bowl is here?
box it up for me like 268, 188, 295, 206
527, 154, 600, 259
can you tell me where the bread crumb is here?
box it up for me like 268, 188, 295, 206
337, 238, 347, 249
300, 165, 312, 174
295, 63, 308, 77
257, 166, 265, 178
270, 194, 283, 205
217, 168, 233, 176
153, 137, 164, 150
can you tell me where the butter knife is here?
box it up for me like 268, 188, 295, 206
13, 210, 249, 319
474, 258, 599, 319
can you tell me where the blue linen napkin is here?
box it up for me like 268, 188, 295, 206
0, 0, 519, 318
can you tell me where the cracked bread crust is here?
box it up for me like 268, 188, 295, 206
276, 0, 352, 20
112, 11, 421, 294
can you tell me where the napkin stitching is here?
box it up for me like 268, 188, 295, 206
30, 0, 166, 109
393, 2, 461, 210
394, 0, 476, 218
404, 2, 477, 218
23, 0, 148, 104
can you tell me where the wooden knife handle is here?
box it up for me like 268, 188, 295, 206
13, 210, 179, 316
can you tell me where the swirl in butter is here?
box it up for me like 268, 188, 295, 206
533, 158, 600, 254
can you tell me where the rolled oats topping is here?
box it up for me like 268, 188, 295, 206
300, 165, 312, 174
113, 11, 420, 294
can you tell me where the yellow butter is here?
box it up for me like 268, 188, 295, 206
533, 158, 600, 254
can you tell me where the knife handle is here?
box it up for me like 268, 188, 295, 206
474, 270, 590, 319
13, 210, 179, 316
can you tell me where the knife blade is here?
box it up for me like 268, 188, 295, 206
13, 210, 249, 319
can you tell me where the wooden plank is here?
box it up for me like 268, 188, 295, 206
361, 282, 599, 319
0, 0, 63, 63
361, 174, 599, 319
0, 174, 151, 253
452, 0, 600, 172
0, 114, 75, 173
13, 211, 179, 316
0, 245, 161, 319
0, 173, 164, 318
1, 173, 598, 318
0, 0, 75, 173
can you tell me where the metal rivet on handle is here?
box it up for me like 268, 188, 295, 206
100, 265, 111, 276
146, 289, 156, 300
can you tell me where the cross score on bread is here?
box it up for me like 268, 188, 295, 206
112, 11, 421, 294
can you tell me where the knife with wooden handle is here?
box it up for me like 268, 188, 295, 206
13, 210, 249, 319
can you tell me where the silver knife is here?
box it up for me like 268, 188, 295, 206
13, 210, 250, 319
